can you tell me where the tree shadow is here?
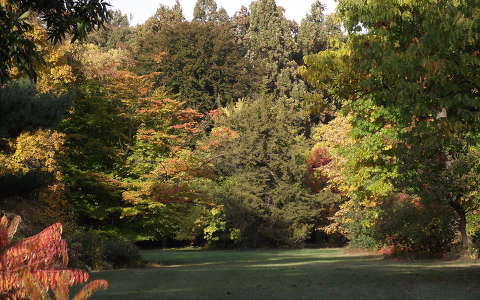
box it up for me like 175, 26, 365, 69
91, 249, 480, 300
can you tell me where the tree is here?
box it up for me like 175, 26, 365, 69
215, 7, 230, 23
246, 0, 305, 99
57, 43, 205, 240
297, 1, 327, 57
0, 26, 76, 231
302, 0, 480, 252
142, 1, 184, 33
0, 129, 69, 229
136, 22, 262, 112
193, 0, 217, 22
297, 2, 344, 124
200, 97, 335, 247
297, 1, 343, 57
120, 94, 204, 240
87, 10, 134, 50
193, 0, 228, 23
231, 6, 250, 43
0, 0, 111, 83
0, 80, 71, 139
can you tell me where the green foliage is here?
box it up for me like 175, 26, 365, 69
247, 0, 305, 99
0, 0, 110, 83
136, 21, 261, 112
87, 10, 134, 50
142, 1, 184, 33
57, 74, 132, 232
57, 80, 129, 232
62, 169, 125, 227
203, 97, 335, 247
193, 0, 216, 22
199, 206, 241, 247
231, 6, 250, 42
297, 1, 343, 57
202, 207, 227, 242
193, 0, 229, 23
0, 3, 38, 82
68, 230, 111, 270
59, 91, 130, 172
302, 0, 480, 254
377, 196, 456, 257
102, 235, 142, 269
346, 221, 381, 249
1, 0, 350, 254
0, 79, 71, 138
68, 230, 142, 270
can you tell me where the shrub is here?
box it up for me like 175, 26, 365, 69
68, 230, 142, 270
0, 214, 108, 299
103, 238, 142, 268
343, 208, 383, 250
68, 230, 111, 271
377, 195, 456, 258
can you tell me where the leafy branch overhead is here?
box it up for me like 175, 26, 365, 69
0, 0, 111, 83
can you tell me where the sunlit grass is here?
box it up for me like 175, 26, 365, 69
90, 248, 480, 300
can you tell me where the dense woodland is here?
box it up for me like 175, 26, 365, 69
1, 0, 480, 296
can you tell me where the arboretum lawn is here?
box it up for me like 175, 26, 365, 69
90, 248, 480, 300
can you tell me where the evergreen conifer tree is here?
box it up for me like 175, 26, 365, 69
143, 0, 184, 33
208, 97, 334, 247
193, 0, 228, 23
246, 0, 306, 100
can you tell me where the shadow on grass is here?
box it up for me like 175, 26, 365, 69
90, 248, 480, 300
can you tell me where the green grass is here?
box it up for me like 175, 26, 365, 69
90, 248, 480, 299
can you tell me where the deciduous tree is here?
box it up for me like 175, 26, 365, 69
0, 0, 111, 83
302, 0, 480, 252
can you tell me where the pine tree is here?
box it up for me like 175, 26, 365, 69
138, 22, 262, 112
87, 10, 134, 50
206, 97, 335, 247
193, 0, 229, 23
246, 0, 306, 100
193, 0, 217, 22
143, 0, 184, 33
297, 1, 328, 57
297, 1, 344, 58
231, 6, 250, 43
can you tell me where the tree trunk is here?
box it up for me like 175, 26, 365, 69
450, 200, 470, 250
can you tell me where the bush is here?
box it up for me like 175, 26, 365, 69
68, 230, 111, 270
377, 195, 456, 258
103, 237, 142, 268
0, 215, 108, 299
68, 230, 143, 270
347, 226, 382, 250
343, 208, 383, 250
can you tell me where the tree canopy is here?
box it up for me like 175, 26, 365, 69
0, 0, 111, 83
2, 0, 480, 262
301, 0, 480, 253
136, 21, 262, 112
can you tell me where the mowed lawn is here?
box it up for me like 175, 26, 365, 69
90, 248, 480, 300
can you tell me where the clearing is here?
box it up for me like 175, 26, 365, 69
90, 248, 480, 299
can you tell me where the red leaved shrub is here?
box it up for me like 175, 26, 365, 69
0, 214, 108, 299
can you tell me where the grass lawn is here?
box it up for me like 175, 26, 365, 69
90, 248, 480, 300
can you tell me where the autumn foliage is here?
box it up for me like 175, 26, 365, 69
0, 215, 108, 299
